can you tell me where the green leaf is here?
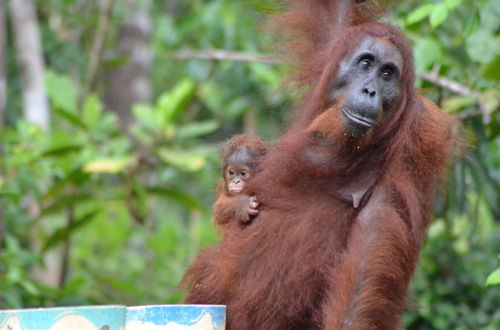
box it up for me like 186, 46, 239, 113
82, 94, 103, 127
40, 144, 82, 157
157, 149, 206, 172
463, 12, 480, 36
101, 57, 129, 69
44, 70, 78, 112
0, 191, 20, 198
156, 79, 196, 125
466, 31, 499, 63
20, 281, 39, 295
93, 275, 143, 294
199, 81, 223, 114
130, 125, 154, 145
480, 90, 500, 117
444, 0, 462, 10
53, 107, 87, 129
225, 98, 250, 121
176, 120, 219, 140
430, 4, 449, 28
132, 103, 160, 130
43, 168, 90, 203
43, 209, 101, 252
407, 4, 435, 25
250, 62, 280, 89
147, 187, 204, 211
248, 0, 280, 14
59, 278, 85, 296
486, 268, 500, 286
414, 38, 442, 72
442, 96, 476, 113
481, 55, 500, 80
83, 157, 134, 174
480, 0, 500, 32
42, 193, 93, 216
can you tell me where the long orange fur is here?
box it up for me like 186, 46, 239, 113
180, 1, 457, 329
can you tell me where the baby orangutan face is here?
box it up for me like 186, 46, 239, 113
225, 164, 251, 194
225, 148, 255, 194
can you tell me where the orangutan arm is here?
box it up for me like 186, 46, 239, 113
322, 188, 418, 330
213, 193, 259, 226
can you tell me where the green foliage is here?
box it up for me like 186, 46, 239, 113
486, 266, 500, 286
404, 211, 500, 329
1, 0, 499, 328
0, 76, 219, 306
397, 1, 500, 328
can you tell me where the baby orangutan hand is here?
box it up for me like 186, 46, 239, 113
247, 196, 259, 219
233, 195, 260, 224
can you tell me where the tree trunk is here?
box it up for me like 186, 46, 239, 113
0, 3, 7, 295
9, 0, 50, 130
102, 0, 152, 129
0, 0, 6, 125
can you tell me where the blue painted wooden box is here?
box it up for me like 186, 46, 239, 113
0, 305, 125, 330
126, 305, 226, 330
0, 305, 226, 329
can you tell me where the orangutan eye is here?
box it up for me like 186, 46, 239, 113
241, 171, 247, 177
360, 59, 371, 69
380, 64, 397, 81
381, 69, 392, 79
228, 170, 234, 176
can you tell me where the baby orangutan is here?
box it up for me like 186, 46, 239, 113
213, 135, 268, 229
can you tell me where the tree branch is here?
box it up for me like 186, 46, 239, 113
417, 71, 479, 99
83, 0, 116, 99
0, 0, 6, 126
417, 70, 489, 122
171, 49, 280, 64
171, 49, 488, 120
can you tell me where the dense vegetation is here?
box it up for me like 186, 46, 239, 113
0, 0, 499, 328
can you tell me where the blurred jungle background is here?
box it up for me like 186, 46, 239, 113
0, 0, 499, 328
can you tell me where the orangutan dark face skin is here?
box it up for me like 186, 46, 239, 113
331, 37, 403, 137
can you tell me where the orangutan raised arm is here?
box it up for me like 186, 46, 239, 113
181, 1, 457, 329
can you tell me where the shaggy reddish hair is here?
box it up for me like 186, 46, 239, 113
220, 134, 268, 172
181, 1, 457, 329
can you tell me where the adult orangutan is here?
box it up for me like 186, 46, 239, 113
180, 1, 457, 329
